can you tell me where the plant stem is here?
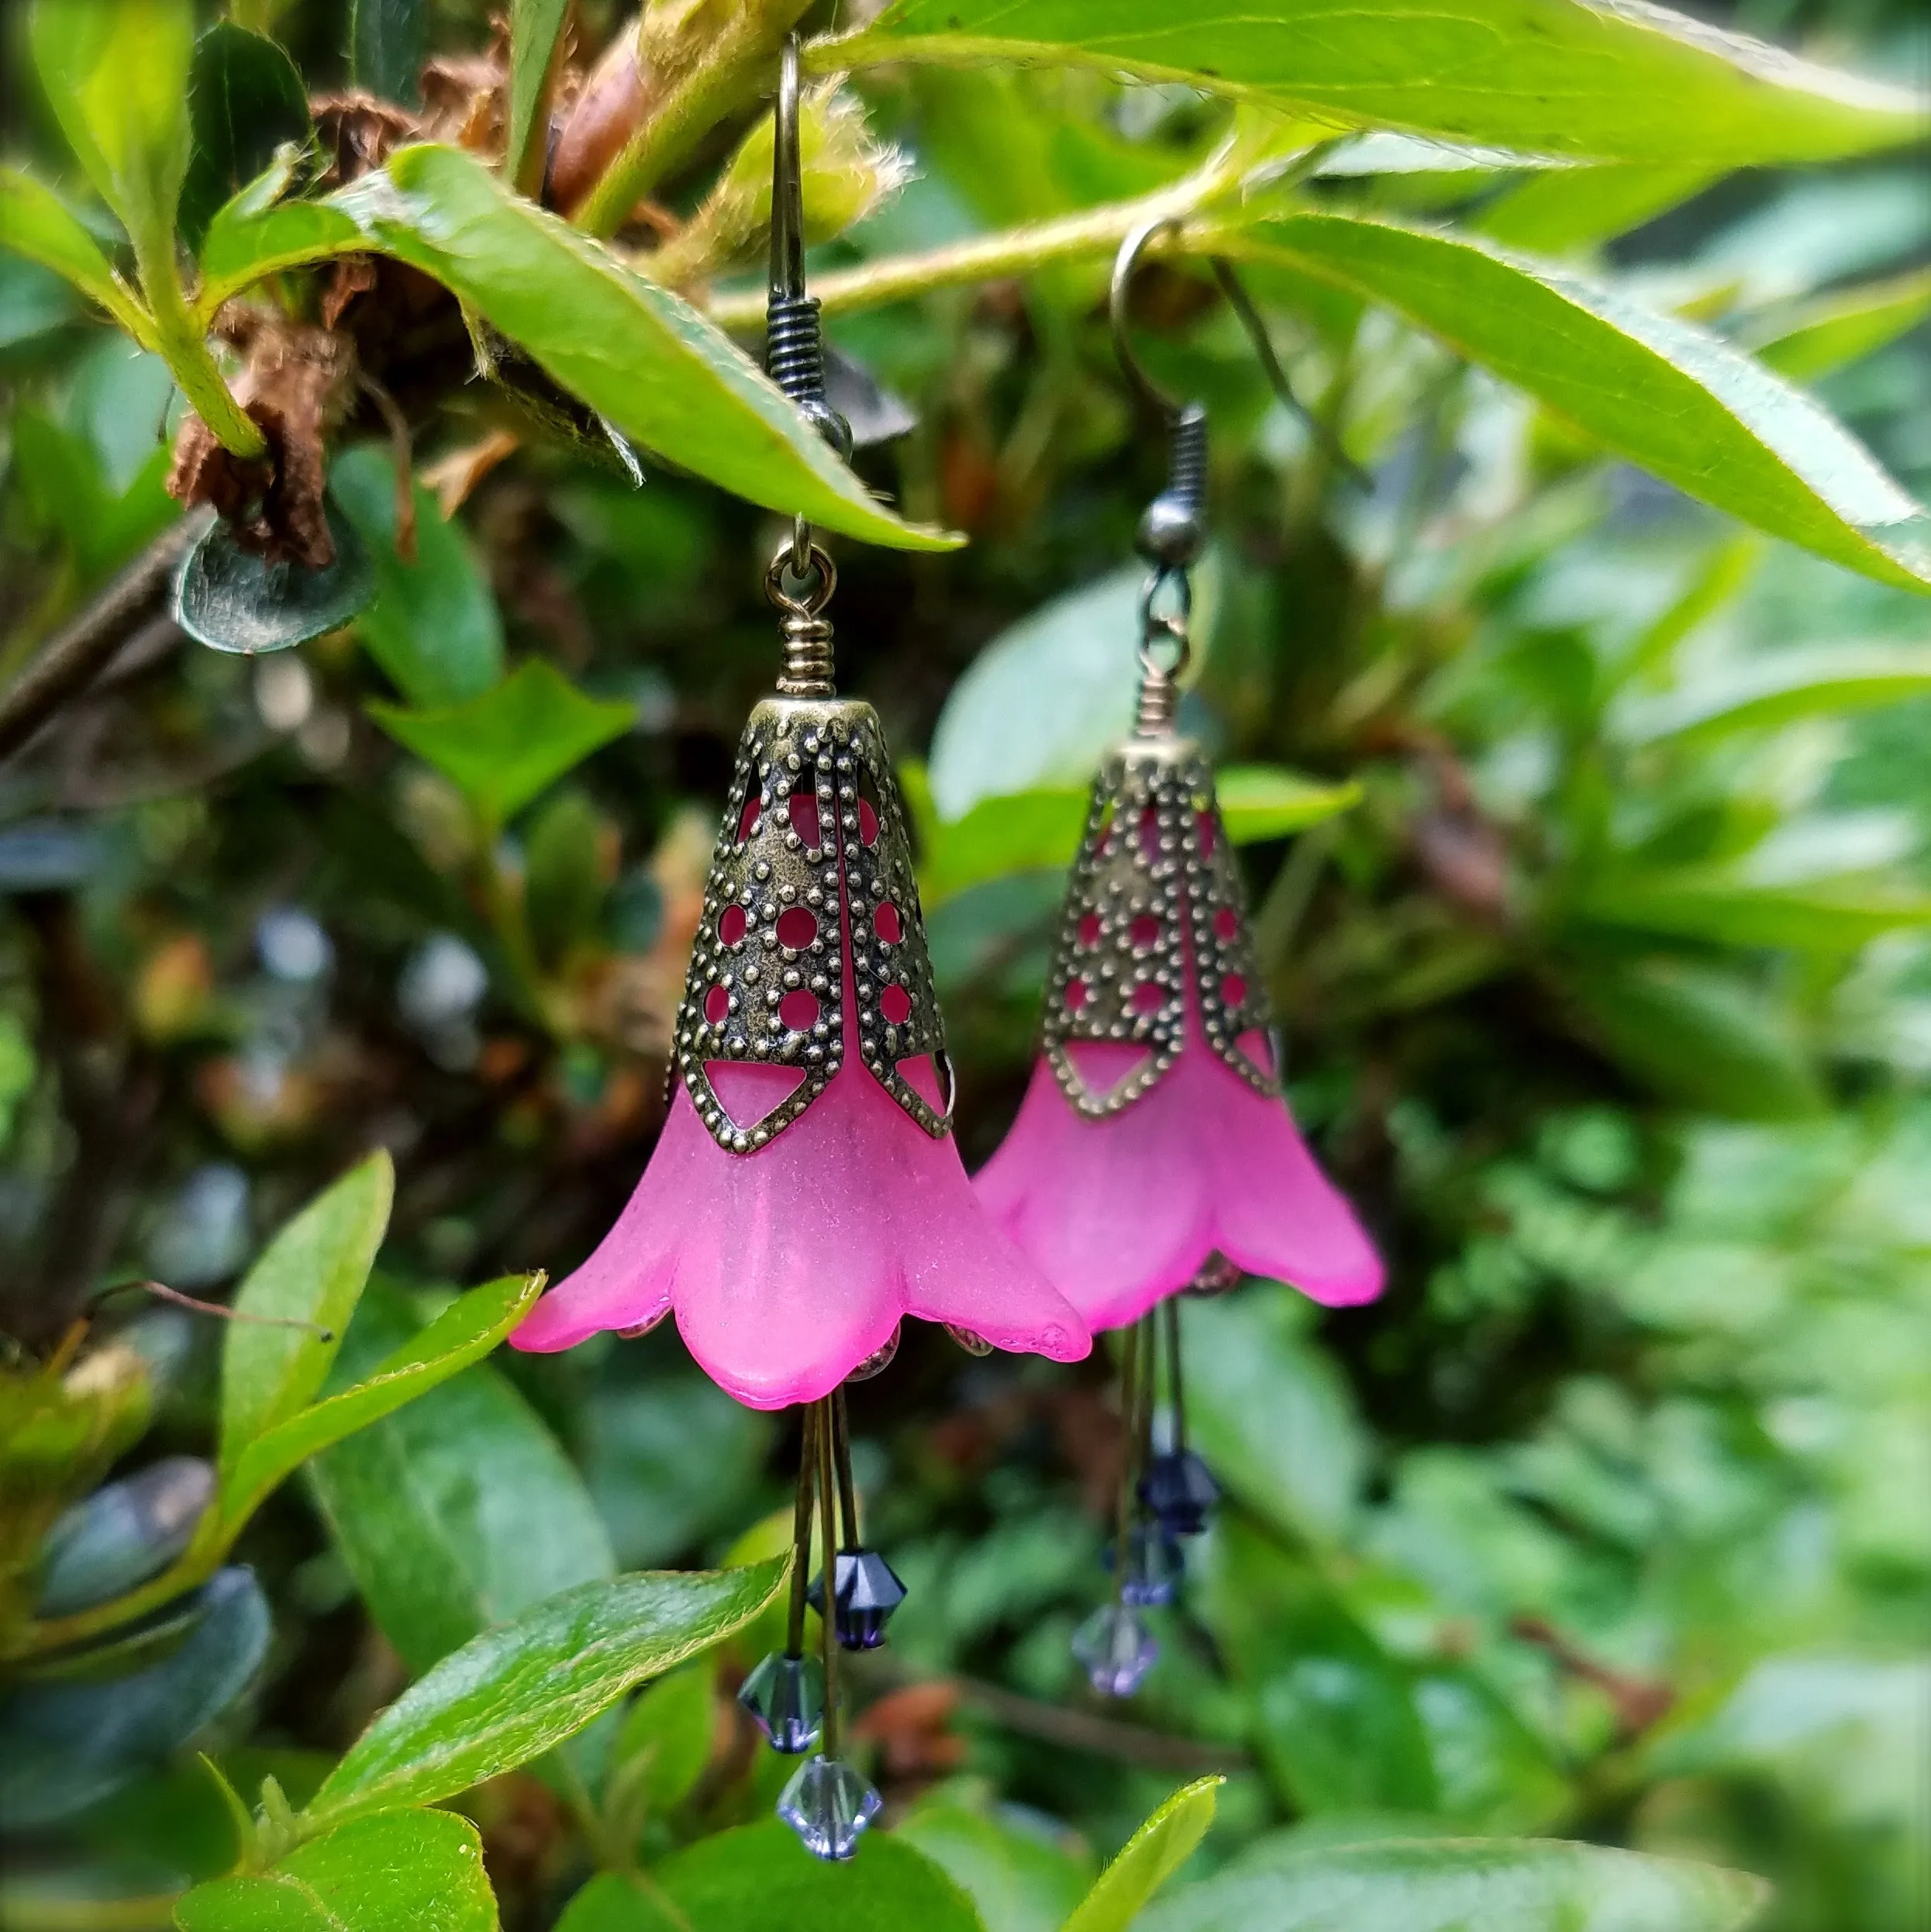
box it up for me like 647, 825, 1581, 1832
136, 236, 267, 461
571, 0, 814, 240
705, 192, 1209, 330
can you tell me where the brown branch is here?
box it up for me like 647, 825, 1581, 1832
853, 1657, 1250, 1773
0, 511, 214, 765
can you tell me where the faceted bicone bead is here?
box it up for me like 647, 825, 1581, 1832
805, 1547, 909, 1649
738, 1650, 824, 1754
777, 1753, 883, 1861
1102, 1519, 1184, 1606
1138, 1449, 1219, 1537
1071, 1603, 1159, 1697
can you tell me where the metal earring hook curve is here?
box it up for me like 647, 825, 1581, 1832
1109, 215, 1188, 423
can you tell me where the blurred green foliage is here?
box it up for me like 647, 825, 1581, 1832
1, 0, 1926, 1927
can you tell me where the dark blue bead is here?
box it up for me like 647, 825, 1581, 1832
1138, 1451, 1219, 1536
737, 1651, 823, 1753
806, 1547, 908, 1650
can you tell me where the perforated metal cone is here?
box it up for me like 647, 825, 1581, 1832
674, 696, 953, 1153
1041, 737, 1277, 1117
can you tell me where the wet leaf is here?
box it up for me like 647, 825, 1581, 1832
174, 497, 377, 654
554, 1820, 984, 1932
895, 1798, 1095, 1932
307, 1558, 788, 1827
174, 1806, 495, 1932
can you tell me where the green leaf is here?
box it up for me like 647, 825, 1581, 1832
308, 1560, 788, 1827
607, 1664, 715, 1820
526, 790, 613, 968
1226, 212, 1931, 592
927, 569, 1142, 818
826, 0, 1923, 167
1181, 1289, 1368, 1544
0, 165, 150, 340
895, 1799, 1095, 1932
329, 446, 505, 707
1613, 643, 1931, 746
1202, 1518, 1437, 1816
1409, 1671, 1571, 1834
349, 0, 424, 107
1219, 767, 1364, 842
1567, 959, 1826, 1119
1471, 164, 1718, 255
178, 22, 312, 250
28, 0, 195, 266
1134, 1837, 1769, 1932
174, 1806, 495, 1932
1573, 871, 1931, 950
0, 1568, 268, 1829
554, 1820, 985, 1932
1064, 1777, 1222, 1932
197, 164, 366, 316
326, 145, 958, 552
218, 1152, 394, 1483
223, 1274, 544, 1547
508, 0, 572, 198
1746, 267, 1931, 383
308, 1282, 612, 1677
369, 661, 635, 833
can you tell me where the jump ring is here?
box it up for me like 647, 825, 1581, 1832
765, 539, 837, 618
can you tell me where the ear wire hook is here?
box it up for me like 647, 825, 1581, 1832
1109, 219, 1369, 495
764, 31, 851, 692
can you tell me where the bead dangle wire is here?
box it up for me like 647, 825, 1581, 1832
731, 37, 904, 1861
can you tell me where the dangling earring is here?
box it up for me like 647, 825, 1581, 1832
974, 221, 1384, 1696
513, 37, 1090, 1855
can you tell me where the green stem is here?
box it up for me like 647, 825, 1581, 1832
571, 1, 813, 240
136, 233, 267, 461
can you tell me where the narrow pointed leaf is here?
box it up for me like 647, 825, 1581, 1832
1746, 267, 1931, 382
824, 0, 1924, 167
175, 1807, 495, 1932
367, 661, 636, 833
1064, 1777, 1222, 1932
0, 166, 150, 339
1614, 644, 1931, 745
350, 0, 424, 105
509, 0, 573, 198
1225, 212, 1931, 591
219, 1152, 395, 1481
308, 1558, 788, 1827
221, 1273, 544, 1537
326, 145, 959, 550
1574, 871, 1931, 949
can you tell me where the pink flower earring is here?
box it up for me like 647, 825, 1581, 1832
513, 39, 1088, 1857
973, 223, 1384, 1693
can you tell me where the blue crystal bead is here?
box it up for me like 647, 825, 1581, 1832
1102, 1520, 1184, 1606
1139, 1450, 1219, 1537
1071, 1603, 1159, 1697
805, 1547, 908, 1650
776, 1754, 883, 1861
737, 1651, 824, 1753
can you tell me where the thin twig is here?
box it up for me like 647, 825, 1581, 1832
120, 1280, 335, 1340
0, 510, 214, 764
